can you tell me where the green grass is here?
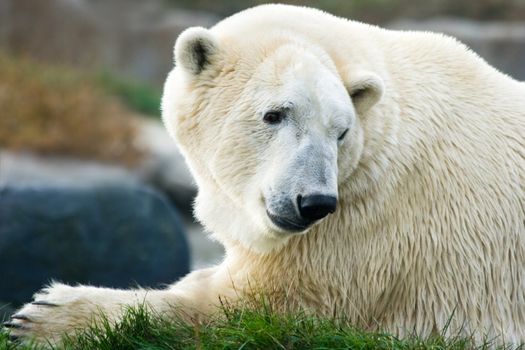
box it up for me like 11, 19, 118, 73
2, 300, 517, 350
97, 71, 162, 118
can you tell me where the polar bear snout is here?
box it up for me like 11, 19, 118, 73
266, 210, 312, 232
297, 194, 337, 221
265, 193, 337, 233
263, 136, 339, 234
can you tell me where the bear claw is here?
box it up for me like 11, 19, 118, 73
3, 322, 23, 329
11, 314, 31, 321
32, 301, 59, 307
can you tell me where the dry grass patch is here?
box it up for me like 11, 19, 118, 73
0, 53, 142, 165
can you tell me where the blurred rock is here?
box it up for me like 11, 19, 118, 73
0, 150, 222, 274
0, 302, 15, 323
0, 183, 190, 307
389, 18, 525, 80
0, 0, 219, 85
0, 119, 198, 214
184, 217, 225, 270
0, 151, 141, 188
135, 119, 196, 214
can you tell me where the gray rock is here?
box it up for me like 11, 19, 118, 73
0, 150, 221, 274
0, 151, 141, 189
0, 183, 190, 307
184, 218, 225, 271
0, 302, 15, 323
135, 119, 197, 214
389, 18, 525, 80
0, 124, 198, 216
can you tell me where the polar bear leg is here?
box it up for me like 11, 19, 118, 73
5, 266, 233, 345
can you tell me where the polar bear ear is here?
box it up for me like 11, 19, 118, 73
345, 71, 384, 115
174, 27, 219, 75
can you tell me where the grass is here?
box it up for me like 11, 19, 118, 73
1, 299, 517, 350
96, 71, 162, 118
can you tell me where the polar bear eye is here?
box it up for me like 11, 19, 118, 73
263, 111, 285, 125
338, 128, 349, 141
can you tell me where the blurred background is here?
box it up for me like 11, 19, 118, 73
0, 0, 524, 319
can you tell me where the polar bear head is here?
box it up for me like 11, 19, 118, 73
162, 27, 384, 252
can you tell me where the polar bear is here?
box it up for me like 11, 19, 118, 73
6, 4, 525, 346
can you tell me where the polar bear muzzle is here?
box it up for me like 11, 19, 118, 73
266, 193, 337, 233
264, 135, 339, 234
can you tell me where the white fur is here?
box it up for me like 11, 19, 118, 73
9, 4, 525, 347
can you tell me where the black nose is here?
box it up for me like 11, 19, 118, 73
298, 194, 337, 221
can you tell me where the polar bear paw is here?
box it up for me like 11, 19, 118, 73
3, 283, 106, 345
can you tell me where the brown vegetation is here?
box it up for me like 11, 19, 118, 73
0, 53, 142, 165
